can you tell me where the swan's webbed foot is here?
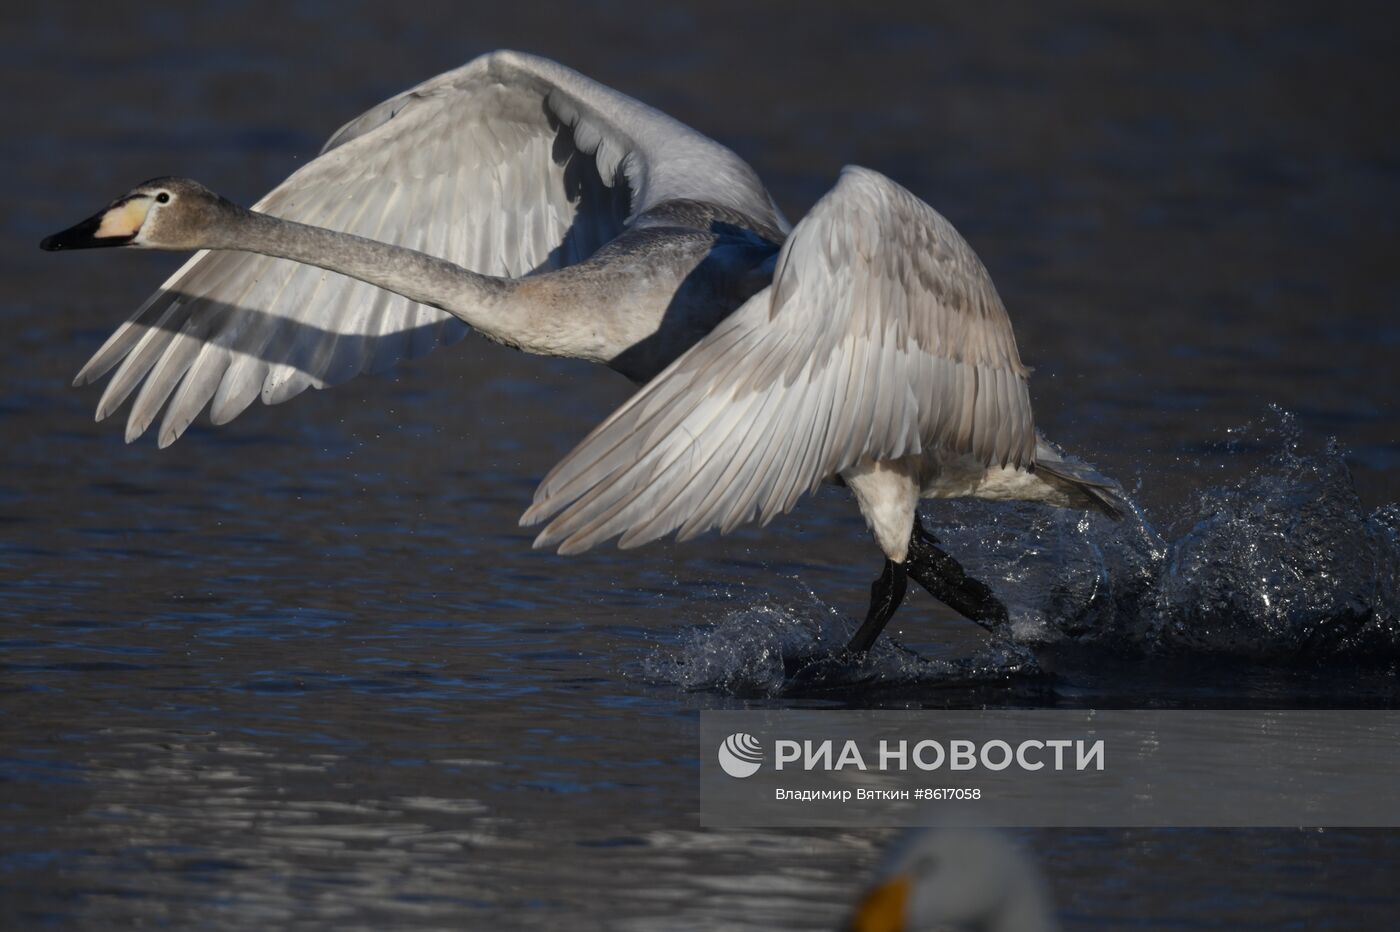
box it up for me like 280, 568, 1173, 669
846, 558, 908, 653
906, 518, 1009, 633
845, 518, 1008, 653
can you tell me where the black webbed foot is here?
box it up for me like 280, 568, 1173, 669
905, 518, 1009, 633
846, 558, 908, 653
846, 517, 1009, 653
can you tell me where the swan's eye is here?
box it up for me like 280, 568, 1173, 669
156, 192, 170, 204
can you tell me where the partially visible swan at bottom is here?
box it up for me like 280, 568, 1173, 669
851, 829, 1060, 932
40, 50, 1120, 653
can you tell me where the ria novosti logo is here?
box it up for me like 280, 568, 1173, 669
717, 733, 764, 778
714, 734, 1107, 778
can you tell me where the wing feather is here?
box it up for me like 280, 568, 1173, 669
523, 167, 1036, 552
79, 50, 783, 443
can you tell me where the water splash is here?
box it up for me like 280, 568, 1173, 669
638, 588, 1038, 699
1154, 426, 1397, 658
920, 409, 1399, 662
644, 410, 1400, 696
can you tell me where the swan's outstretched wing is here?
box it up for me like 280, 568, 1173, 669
78, 50, 785, 447
522, 167, 1035, 554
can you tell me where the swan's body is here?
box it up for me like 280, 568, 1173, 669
42, 50, 1120, 650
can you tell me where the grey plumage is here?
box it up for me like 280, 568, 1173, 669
1032, 436, 1124, 520
521, 168, 1038, 554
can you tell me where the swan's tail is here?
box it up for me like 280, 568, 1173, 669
1033, 435, 1125, 520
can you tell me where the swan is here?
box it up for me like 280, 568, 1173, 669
40, 50, 1120, 653
850, 829, 1060, 931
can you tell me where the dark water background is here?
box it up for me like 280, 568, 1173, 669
3, 1, 1400, 928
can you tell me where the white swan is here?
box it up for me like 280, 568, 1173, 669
41, 50, 1119, 651
851, 829, 1060, 931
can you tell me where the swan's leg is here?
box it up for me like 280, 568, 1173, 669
843, 458, 1009, 651
905, 517, 1009, 632
842, 459, 919, 653
847, 559, 909, 653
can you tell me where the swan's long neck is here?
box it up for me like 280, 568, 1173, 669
209, 206, 522, 345
198, 202, 773, 379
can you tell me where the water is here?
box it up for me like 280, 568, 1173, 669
4, 2, 1400, 928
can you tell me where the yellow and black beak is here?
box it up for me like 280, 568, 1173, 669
40, 196, 149, 251
849, 874, 911, 932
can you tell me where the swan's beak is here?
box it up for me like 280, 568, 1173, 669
849, 874, 910, 932
40, 197, 150, 251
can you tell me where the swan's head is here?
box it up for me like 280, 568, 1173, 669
850, 829, 1058, 932
40, 177, 231, 252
